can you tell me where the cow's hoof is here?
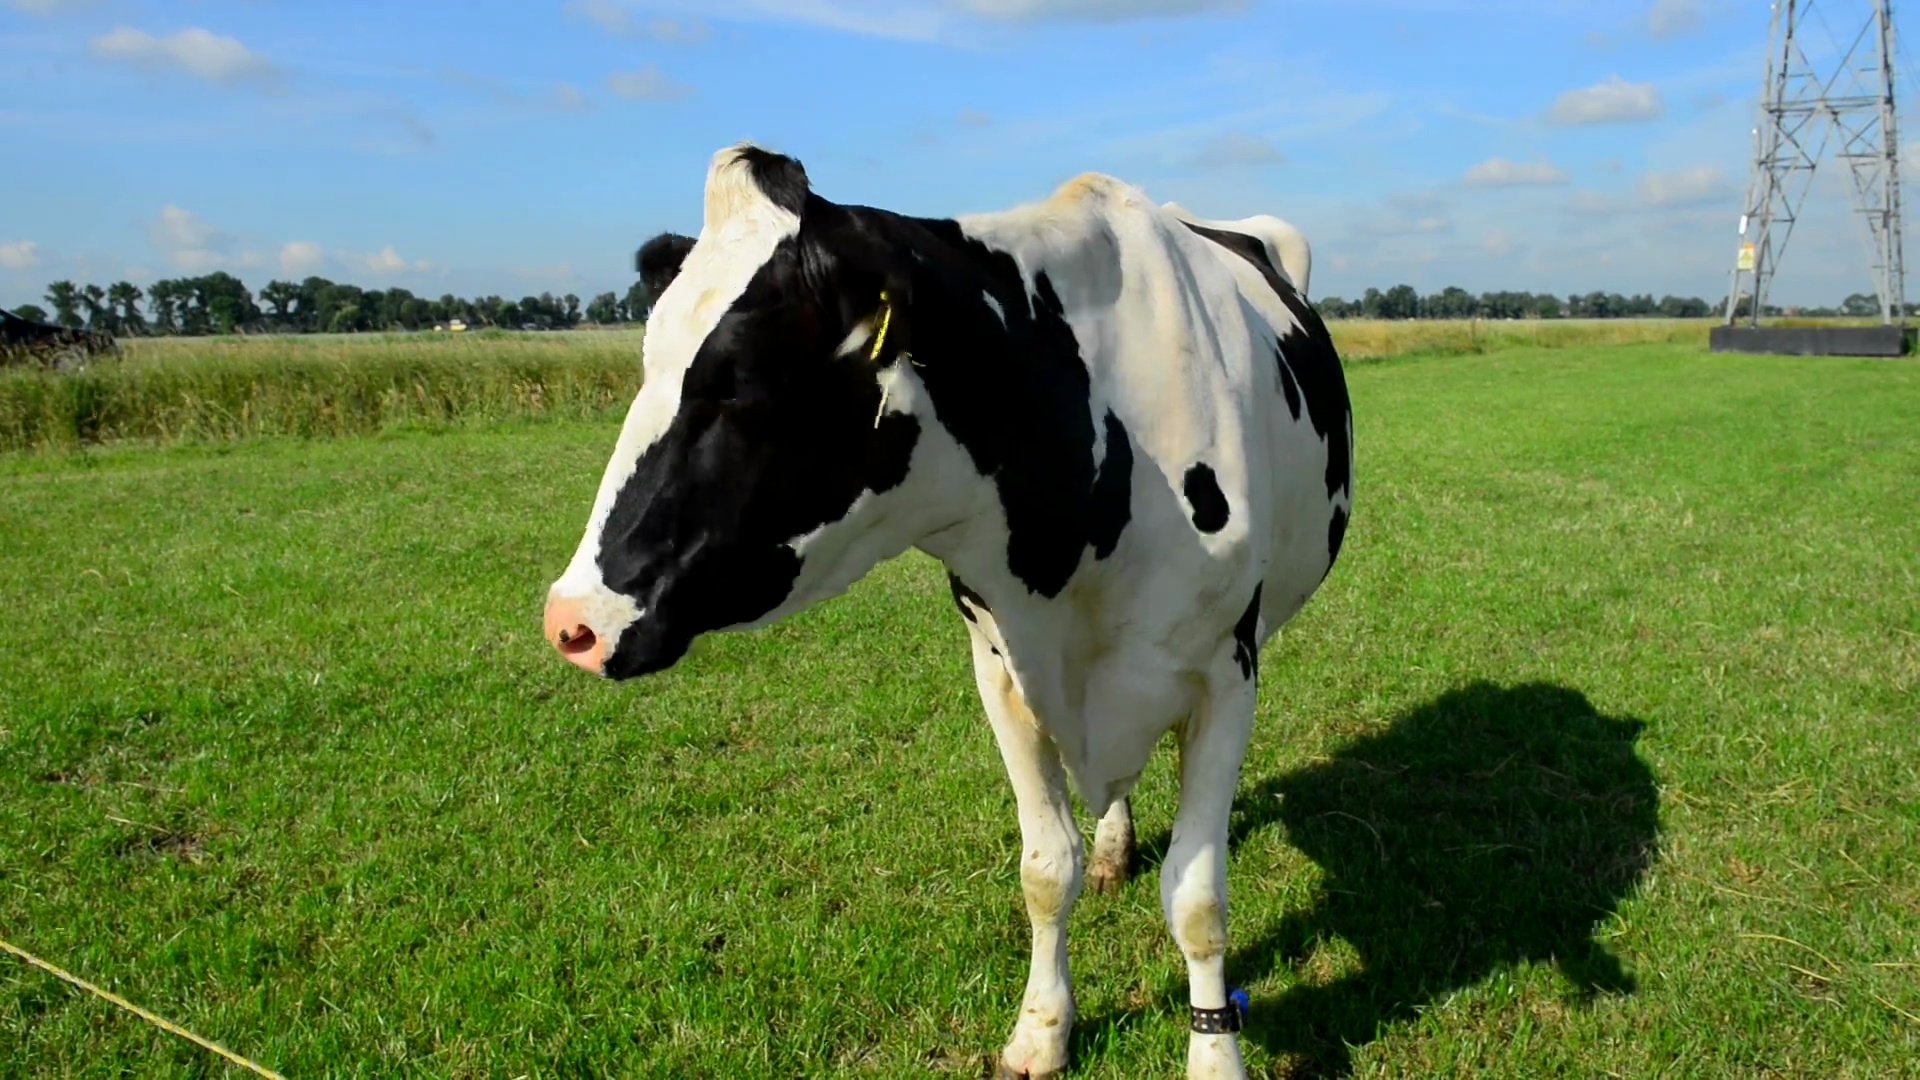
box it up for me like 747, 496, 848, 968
1086, 856, 1130, 895
991, 1057, 1062, 1080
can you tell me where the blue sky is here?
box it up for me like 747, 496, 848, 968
3, 0, 1915, 309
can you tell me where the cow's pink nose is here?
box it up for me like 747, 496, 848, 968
544, 595, 606, 675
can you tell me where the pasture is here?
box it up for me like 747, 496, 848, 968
2, 338, 1916, 1077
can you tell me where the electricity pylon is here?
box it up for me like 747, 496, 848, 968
1724, 0, 1906, 326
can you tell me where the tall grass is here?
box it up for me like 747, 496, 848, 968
1327, 316, 1713, 360
0, 319, 1717, 451
0, 329, 646, 450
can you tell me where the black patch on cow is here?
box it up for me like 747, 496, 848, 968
1181, 219, 1352, 506
948, 573, 987, 623
877, 214, 1120, 599
1088, 410, 1133, 559
735, 147, 811, 217
1180, 221, 1288, 294
1233, 584, 1263, 681
1327, 505, 1349, 568
1183, 463, 1230, 534
1275, 348, 1302, 421
636, 232, 695, 313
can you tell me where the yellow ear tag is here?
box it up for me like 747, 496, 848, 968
869, 290, 894, 363
872, 290, 897, 428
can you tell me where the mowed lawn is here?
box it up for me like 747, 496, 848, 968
2, 342, 1916, 1078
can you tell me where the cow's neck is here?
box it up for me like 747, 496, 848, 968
865, 208, 1128, 620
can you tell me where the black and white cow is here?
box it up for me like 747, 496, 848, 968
544, 143, 1352, 1079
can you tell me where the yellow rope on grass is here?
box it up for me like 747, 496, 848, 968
0, 935, 287, 1079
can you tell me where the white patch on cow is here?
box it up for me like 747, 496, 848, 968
981, 290, 1004, 326
835, 319, 874, 359
548, 144, 802, 653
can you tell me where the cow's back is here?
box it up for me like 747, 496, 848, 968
951, 174, 1348, 661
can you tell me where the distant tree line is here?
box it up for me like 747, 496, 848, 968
6, 276, 1907, 336
8, 274, 657, 336
1313, 285, 1903, 321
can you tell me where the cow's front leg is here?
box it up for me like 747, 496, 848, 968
1087, 796, 1134, 894
969, 636, 1082, 1079
1160, 656, 1257, 1080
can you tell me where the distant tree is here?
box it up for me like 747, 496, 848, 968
402, 297, 432, 329
1533, 294, 1562, 319
1382, 284, 1419, 320
623, 280, 650, 322
11, 303, 49, 323
108, 281, 146, 335
1841, 292, 1880, 317
146, 280, 181, 334
260, 280, 300, 322
45, 281, 81, 328
564, 293, 581, 326
79, 284, 110, 332
193, 272, 258, 334
586, 291, 620, 325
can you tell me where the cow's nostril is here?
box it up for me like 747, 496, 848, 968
557, 625, 596, 655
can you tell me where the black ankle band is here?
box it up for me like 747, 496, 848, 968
1190, 1002, 1243, 1034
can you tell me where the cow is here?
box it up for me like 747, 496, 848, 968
543, 143, 1353, 1079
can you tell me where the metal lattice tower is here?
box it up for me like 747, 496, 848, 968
1724, 0, 1906, 326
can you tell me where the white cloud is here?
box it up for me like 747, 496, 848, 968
563, 0, 709, 41
1464, 157, 1569, 187
1482, 230, 1517, 257
606, 66, 694, 102
439, 71, 588, 116
1648, 0, 1703, 39
1568, 190, 1624, 215
1639, 166, 1732, 207
1188, 132, 1284, 168
150, 205, 222, 252
90, 26, 281, 90
565, 0, 636, 34
361, 246, 409, 274
146, 205, 236, 271
8, 0, 100, 13
0, 240, 42, 270
1546, 76, 1664, 125
954, 0, 1248, 20
1348, 198, 1453, 239
278, 241, 324, 277
168, 249, 226, 273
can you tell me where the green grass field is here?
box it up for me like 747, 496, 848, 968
2, 340, 1916, 1077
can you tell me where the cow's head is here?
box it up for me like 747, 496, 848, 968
543, 144, 933, 679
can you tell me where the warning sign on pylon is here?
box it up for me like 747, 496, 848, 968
1737, 243, 1756, 271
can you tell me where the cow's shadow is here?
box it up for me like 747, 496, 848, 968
1110, 680, 1660, 1077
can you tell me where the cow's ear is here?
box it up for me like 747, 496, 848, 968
636, 232, 695, 310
